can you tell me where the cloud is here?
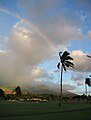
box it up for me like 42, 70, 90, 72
42, 18, 84, 48
0, 50, 6, 54
76, 0, 91, 25
76, 81, 85, 86
0, 20, 56, 88
7, 20, 54, 65
71, 72, 86, 86
18, 0, 84, 47
80, 14, 87, 23
88, 30, 91, 38
63, 84, 76, 91
71, 72, 85, 82
0, 7, 21, 19
0, 1, 91, 92
18, 0, 91, 41
18, 0, 65, 18
70, 50, 91, 86
76, 0, 91, 12
31, 66, 54, 80
0, 3, 85, 50
71, 50, 91, 72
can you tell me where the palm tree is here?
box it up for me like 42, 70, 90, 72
87, 55, 91, 58
85, 77, 91, 96
12, 86, 21, 96
57, 51, 74, 106
85, 80, 87, 96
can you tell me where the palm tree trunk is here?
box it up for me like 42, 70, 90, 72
85, 83, 87, 96
59, 65, 63, 106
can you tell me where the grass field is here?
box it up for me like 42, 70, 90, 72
0, 101, 91, 120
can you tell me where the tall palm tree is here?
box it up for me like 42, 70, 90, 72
57, 51, 74, 106
85, 77, 91, 96
85, 79, 87, 96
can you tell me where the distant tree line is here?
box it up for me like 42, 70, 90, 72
0, 87, 91, 102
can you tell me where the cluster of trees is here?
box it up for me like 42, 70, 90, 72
0, 89, 58, 101
1, 87, 91, 102
0, 86, 21, 100
0, 85, 59, 101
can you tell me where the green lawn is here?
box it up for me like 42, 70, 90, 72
0, 101, 91, 120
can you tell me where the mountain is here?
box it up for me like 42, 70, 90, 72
27, 84, 76, 97
1, 84, 77, 97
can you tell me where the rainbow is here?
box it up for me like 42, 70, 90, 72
0, 8, 57, 52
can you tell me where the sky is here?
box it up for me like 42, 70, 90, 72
0, 0, 91, 95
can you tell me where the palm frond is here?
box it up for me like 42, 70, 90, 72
62, 51, 70, 59
57, 62, 60, 69
89, 75, 91, 77
62, 63, 66, 71
65, 56, 73, 60
59, 52, 62, 59
65, 61, 74, 68
65, 62, 70, 67
59, 52, 62, 56
87, 55, 91, 58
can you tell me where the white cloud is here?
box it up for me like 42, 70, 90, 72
0, 50, 6, 54
0, 20, 56, 88
71, 50, 91, 72
31, 67, 53, 80
7, 20, 54, 65
76, 81, 85, 86
70, 50, 91, 86
71, 72, 86, 86
80, 14, 87, 23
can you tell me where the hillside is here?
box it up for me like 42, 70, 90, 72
1, 84, 77, 97
27, 84, 76, 97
